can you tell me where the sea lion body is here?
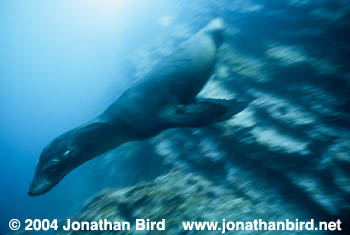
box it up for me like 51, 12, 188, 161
101, 19, 222, 137
28, 18, 249, 196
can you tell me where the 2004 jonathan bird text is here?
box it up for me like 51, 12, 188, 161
22, 219, 165, 231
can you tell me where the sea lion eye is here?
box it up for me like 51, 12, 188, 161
45, 161, 64, 174
46, 165, 56, 173
45, 164, 59, 174
64, 149, 71, 156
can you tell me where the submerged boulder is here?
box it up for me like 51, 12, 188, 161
63, 170, 331, 235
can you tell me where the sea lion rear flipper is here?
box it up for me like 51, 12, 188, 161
167, 98, 249, 128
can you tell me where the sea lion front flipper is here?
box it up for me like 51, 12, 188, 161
166, 98, 249, 128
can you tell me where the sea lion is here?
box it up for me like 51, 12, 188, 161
28, 18, 249, 196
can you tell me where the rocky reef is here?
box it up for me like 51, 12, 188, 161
63, 171, 248, 234
62, 169, 317, 235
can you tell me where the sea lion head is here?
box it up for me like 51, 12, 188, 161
28, 122, 121, 196
28, 131, 80, 196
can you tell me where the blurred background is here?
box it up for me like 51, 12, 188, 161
0, 0, 349, 234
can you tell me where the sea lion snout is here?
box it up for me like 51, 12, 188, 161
28, 175, 53, 196
28, 181, 47, 196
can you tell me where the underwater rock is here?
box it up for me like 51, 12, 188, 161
266, 44, 308, 66
62, 170, 325, 235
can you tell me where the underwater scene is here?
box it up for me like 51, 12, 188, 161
0, 0, 349, 234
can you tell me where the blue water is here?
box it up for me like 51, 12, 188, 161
0, 0, 181, 233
